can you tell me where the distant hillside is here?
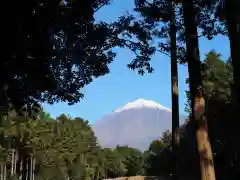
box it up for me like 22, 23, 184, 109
92, 99, 186, 151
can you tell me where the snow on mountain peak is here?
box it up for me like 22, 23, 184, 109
114, 98, 171, 113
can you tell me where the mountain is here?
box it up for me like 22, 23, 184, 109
92, 98, 186, 151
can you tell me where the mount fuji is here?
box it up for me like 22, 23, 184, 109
92, 98, 186, 151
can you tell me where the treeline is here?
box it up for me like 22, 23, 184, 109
0, 113, 99, 180
0, 50, 238, 180
0, 110, 146, 180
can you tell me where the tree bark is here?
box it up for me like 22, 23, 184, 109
26, 156, 29, 180
11, 149, 15, 176
0, 162, 3, 180
183, 1, 216, 180
16, 150, 22, 179
22, 155, 27, 180
3, 163, 6, 180
14, 149, 18, 175
20, 157, 23, 180
32, 156, 35, 180
30, 156, 33, 180
169, 0, 180, 180
225, 0, 240, 109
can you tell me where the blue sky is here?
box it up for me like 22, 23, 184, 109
43, 0, 230, 124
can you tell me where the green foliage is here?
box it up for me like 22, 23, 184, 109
144, 131, 172, 176
181, 50, 238, 179
0, 110, 101, 179
133, 0, 227, 65
1, 0, 157, 114
38, 109, 54, 121
0, 109, 148, 180
115, 146, 145, 176
185, 50, 233, 113
0, 50, 238, 179
142, 50, 238, 179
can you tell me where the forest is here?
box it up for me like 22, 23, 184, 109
0, 0, 240, 180
0, 50, 237, 180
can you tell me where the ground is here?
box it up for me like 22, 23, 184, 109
104, 176, 169, 180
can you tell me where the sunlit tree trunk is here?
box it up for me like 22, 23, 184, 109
19, 157, 23, 180
10, 137, 17, 176
169, 0, 180, 180
14, 149, 18, 175
183, 1, 216, 180
11, 149, 15, 176
32, 156, 35, 180
96, 169, 99, 180
29, 155, 33, 180
3, 163, 6, 180
26, 156, 29, 180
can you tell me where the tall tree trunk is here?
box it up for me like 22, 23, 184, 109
32, 156, 35, 180
16, 149, 21, 179
19, 156, 23, 180
225, 0, 240, 108
29, 155, 34, 180
224, 2, 240, 163
22, 155, 27, 180
183, 1, 216, 180
0, 162, 4, 180
3, 163, 6, 180
14, 149, 18, 175
29, 156, 32, 180
96, 169, 99, 180
26, 156, 29, 180
169, 0, 180, 180
11, 149, 15, 176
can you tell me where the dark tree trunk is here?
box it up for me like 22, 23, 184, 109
183, 1, 216, 180
225, 0, 240, 109
16, 149, 23, 180
169, 0, 180, 180
0, 162, 4, 180
22, 155, 28, 180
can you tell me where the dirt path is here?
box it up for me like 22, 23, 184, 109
104, 175, 194, 180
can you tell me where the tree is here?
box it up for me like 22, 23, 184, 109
184, 50, 240, 179
145, 50, 238, 179
37, 109, 54, 121
200, 51, 240, 180
0, 0, 156, 113
144, 130, 172, 177
115, 146, 145, 176
102, 148, 127, 178
215, 0, 240, 110
134, 1, 222, 179
134, 1, 181, 178
0, 108, 109, 180
183, 1, 216, 180
168, 1, 180, 180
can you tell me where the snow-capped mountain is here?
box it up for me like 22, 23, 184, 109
92, 98, 185, 151
114, 98, 171, 113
